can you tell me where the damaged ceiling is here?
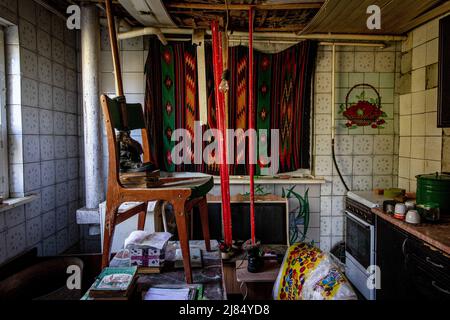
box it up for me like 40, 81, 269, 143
57, 0, 450, 36
161, 0, 323, 32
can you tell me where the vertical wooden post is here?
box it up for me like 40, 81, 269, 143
193, 30, 208, 125
104, 0, 128, 128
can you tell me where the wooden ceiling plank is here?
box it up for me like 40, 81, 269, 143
164, 2, 324, 11
301, 0, 447, 35
398, 1, 450, 33
259, 10, 268, 27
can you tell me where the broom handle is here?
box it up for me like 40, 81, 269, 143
104, 0, 128, 129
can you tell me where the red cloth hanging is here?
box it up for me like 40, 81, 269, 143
211, 21, 233, 246
248, 8, 256, 245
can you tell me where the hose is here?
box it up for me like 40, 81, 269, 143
332, 138, 350, 192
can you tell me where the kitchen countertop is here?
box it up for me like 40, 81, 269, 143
372, 208, 450, 256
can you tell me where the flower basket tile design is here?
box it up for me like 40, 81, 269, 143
339, 84, 387, 129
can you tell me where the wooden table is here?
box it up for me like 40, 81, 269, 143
235, 259, 281, 300
135, 240, 226, 300
222, 245, 287, 296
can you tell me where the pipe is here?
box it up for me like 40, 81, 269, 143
331, 44, 336, 141
319, 41, 386, 49
330, 44, 350, 192
81, 5, 105, 209
120, 27, 407, 42
159, 28, 407, 41
118, 27, 168, 45
168, 38, 391, 49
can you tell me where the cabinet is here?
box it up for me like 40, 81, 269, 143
438, 14, 450, 127
376, 216, 450, 300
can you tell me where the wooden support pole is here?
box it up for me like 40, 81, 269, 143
104, 0, 128, 128
192, 30, 208, 125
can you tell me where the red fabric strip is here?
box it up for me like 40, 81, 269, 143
211, 21, 232, 246
248, 8, 256, 245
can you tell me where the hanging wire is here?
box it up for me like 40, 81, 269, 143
224, 0, 230, 36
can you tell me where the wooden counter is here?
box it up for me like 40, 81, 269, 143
372, 208, 450, 256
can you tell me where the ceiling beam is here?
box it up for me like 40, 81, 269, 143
165, 2, 324, 11
399, 1, 450, 33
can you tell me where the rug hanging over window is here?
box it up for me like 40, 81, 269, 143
144, 39, 317, 175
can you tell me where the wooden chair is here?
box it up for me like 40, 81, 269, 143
100, 94, 213, 283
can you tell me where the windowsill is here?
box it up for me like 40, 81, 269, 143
0, 194, 39, 213
213, 175, 327, 185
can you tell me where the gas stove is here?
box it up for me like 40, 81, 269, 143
344, 191, 394, 300
346, 191, 391, 225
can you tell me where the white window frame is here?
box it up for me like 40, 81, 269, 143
0, 27, 9, 200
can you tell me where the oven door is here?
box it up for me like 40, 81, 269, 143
345, 210, 376, 300
345, 210, 375, 269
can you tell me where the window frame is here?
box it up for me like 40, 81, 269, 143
0, 26, 9, 199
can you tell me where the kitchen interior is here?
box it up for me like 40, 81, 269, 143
0, 0, 449, 302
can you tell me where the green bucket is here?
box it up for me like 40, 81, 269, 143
416, 173, 450, 215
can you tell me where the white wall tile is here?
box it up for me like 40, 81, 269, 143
22, 134, 40, 163
122, 51, 144, 73
355, 51, 374, 72
6, 223, 26, 258
23, 162, 41, 192
19, 18, 36, 50
37, 29, 51, 58
26, 215, 42, 246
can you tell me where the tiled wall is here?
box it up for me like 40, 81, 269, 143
97, 30, 325, 246
444, 129, 450, 172
209, 183, 323, 246
97, 32, 404, 252
398, 17, 444, 192
0, 0, 82, 265
314, 44, 401, 251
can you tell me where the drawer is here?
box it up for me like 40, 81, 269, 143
405, 254, 450, 300
403, 238, 450, 275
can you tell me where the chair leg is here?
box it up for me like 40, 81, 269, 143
173, 200, 193, 284
102, 202, 118, 269
198, 197, 211, 252
137, 202, 147, 231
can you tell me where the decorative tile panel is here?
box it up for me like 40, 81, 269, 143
40, 160, 55, 187
19, 18, 36, 50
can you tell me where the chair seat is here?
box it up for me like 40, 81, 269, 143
120, 173, 214, 199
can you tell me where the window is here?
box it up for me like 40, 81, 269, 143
0, 27, 8, 199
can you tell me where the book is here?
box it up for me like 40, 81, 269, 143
137, 265, 163, 274
143, 287, 192, 300
125, 231, 172, 267
88, 266, 137, 299
174, 248, 203, 269
142, 284, 203, 301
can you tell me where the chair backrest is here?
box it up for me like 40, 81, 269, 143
100, 94, 151, 186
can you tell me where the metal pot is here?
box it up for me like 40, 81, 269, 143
416, 173, 450, 216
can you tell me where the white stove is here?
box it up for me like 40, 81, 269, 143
344, 191, 394, 300
347, 191, 390, 209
